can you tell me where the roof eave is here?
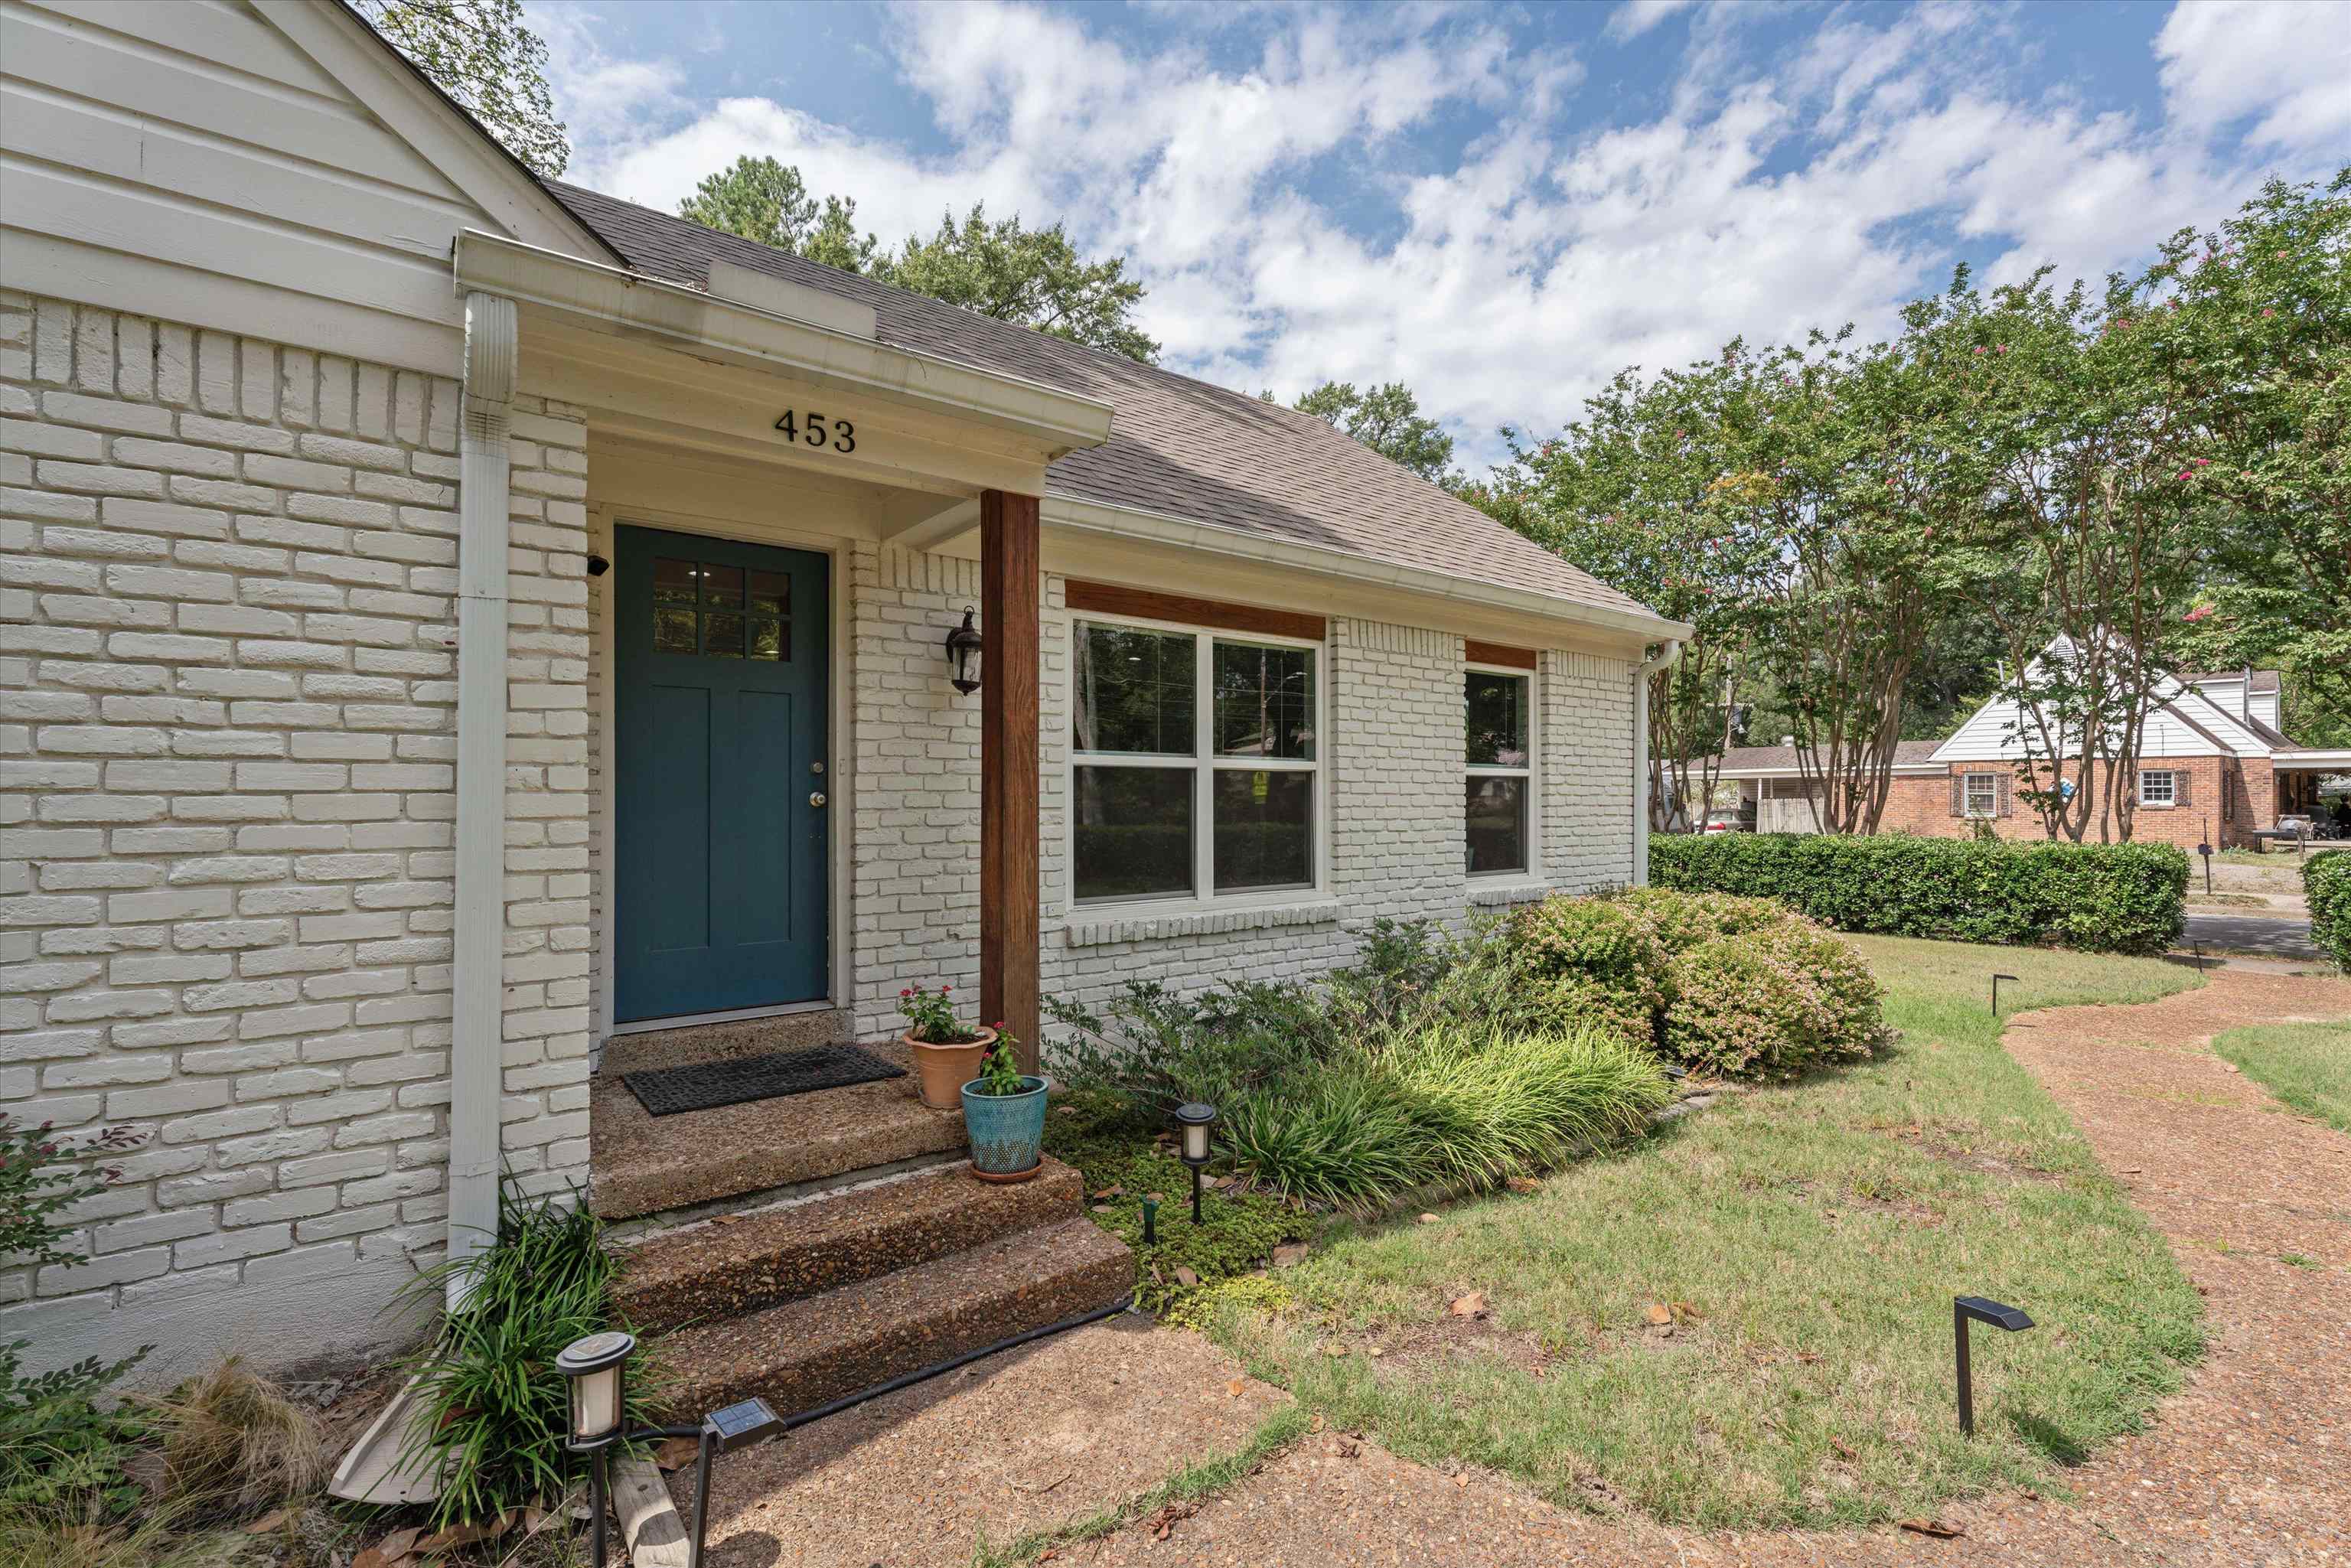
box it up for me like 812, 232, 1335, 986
452, 230, 1116, 455
1044, 493, 1692, 644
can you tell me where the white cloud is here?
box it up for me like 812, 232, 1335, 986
2154, 0, 2351, 151
1605, 0, 1700, 44
540, 0, 2344, 472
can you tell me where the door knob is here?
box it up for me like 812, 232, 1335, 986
809, 791, 827, 808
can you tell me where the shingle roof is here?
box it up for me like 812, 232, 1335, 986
2180, 668, 2281, 695
1714, 741, 1945, 774
549, 182, 1669, 630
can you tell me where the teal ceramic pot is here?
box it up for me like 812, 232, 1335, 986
961, 1075, 1048, 1175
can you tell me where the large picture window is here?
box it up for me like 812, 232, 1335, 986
1466, 668, 1533, 876
1072, 618, 1319, 904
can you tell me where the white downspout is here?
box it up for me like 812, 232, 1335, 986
448, 292, 516, 1307
1632, 639, 1684, 886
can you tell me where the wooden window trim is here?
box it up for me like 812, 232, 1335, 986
1065, 582, 1323, 644
1464, 640, 1538, 670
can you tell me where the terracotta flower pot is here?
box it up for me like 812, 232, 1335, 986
905, 1026, 995, 1110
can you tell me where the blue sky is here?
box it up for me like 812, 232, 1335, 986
531, 0, 2351, 471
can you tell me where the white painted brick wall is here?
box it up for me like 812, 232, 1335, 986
0, 293, 588, 1378
842, 559, 1639, 1038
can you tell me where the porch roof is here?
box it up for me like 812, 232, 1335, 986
549, 182, 1682, 640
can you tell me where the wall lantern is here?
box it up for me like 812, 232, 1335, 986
944, 605, 983, 695
1173, 1101, 1218, 1224
1952, 1294, 2034, 1435
556, 1330, 783, 1568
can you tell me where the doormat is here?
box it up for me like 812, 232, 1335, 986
624, 1044, 906, 1117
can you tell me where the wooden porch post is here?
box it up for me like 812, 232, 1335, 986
980, 490, 1042, 1071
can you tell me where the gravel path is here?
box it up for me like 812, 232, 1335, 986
685, 970, 2351, 1567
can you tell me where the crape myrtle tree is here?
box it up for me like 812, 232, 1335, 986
1948, 265, 2216, 843
1735, 318, 1983, 836
1479, 355, 1778, 833
2150, 172, 2351, 745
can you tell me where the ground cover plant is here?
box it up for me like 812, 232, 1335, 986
1208, 935, 2206, 1530
2214, 1019, 2351, 1132
1048, 921, 1671, 1218
1652, 832, 2186, 955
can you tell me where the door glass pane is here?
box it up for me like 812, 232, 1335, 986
700, 562, 742, 608
1074, 765, 1192, 900
749, 617, 785, 660
653, 557, 698, 605
1214, 769, 1312, 891
1467, 672, 1528, 767
1213, 644, 1314, 759
748, 570, 789, 616
654, 607, 698, 654
1074, 624, 1195, 755
1466, 777, 1527, 875
704, 611, 745, 658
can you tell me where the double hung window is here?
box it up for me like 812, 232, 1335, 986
1964, 772, 2000, 818
1466, 668, 1534, 875
1071, 618, 1319, 905
2138, 769, 2178, 807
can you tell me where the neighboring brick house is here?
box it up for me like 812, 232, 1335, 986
2, 2, 1687, 1389
1713, 665, 2349, 849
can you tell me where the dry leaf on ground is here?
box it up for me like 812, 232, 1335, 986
1173, 1266, 1200, 1286
1830, 1437, 1858, 1462
1449, 1291, 1489, 1319
1899, 1517, 1965, 1539
1642, 1302, 1672, 1325
1225, 1377, 1247, 1397
1144, 1501, 1198, 1540
1417, 1212, 1442, 1224
655, 1436, 701, 1470
243, 1509, 292, 1534
1272, 1242, 1311, 1268
1505, 1176, 1541, 1195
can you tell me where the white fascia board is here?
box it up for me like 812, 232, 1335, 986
1040, 493, 1694, 645
452, 230, 1115, 454
2271, 749, 2351, 769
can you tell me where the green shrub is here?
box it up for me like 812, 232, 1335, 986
1664, 921, 1886, 1077
1651, 833, 2186, 954
399, 1183, 657, 1529
1498, 897, 1668, 1045
2307, 851, 2351, 969
1600, 885, 1798, 956
2, 1117, 149, 1519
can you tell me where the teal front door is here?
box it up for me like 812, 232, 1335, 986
614, 526, 829, 1022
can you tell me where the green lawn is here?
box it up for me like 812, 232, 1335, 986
1212, 935, 2208, 1531
2214, 1019, 2351, 1132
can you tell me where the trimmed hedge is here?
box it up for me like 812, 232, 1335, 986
2307, 851, 2351, 969
1650, 833, 2186, 955
1665, 921, 1883, 1078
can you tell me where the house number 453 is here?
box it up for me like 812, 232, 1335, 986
774, 409, 855, 453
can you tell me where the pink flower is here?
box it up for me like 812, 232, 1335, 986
2177, 470, 2194, 481
1996, 344, 2008, 354
2262, 308, 2275, 318
1971, 345, 1985, 355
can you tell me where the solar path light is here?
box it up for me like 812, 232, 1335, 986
1952, 1295, 2034, 1435
557, 1331, 784, 1568
1173, 1101, 1217, 1225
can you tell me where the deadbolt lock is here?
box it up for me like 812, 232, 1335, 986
810, 761, 824, 774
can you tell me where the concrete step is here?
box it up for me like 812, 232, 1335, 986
598, 1008, 853, 1077
589, 1042, 967, 1221
615, 1159, 1086, 1334
651, 1217, 1133, 1422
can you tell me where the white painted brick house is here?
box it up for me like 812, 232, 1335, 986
2, 0, 1687, 1384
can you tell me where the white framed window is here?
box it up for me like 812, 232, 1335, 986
1069, 614, 1322, 907
2138, 769, 2178, 807
1466, 666, 1536, 876
1963, 772, 2000, 818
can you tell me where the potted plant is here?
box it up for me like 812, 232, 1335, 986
960, 1027, 1047, 1182
899, 983, 994, 1111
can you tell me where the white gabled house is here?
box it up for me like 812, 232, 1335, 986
1, 0, 1687, 1395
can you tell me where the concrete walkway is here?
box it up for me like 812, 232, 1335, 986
680, 970, 2351, 1567
2180, 910, 2326, 961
